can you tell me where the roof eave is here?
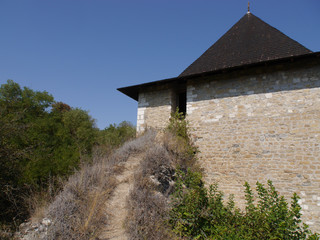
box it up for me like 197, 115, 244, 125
118, 52, 320, 101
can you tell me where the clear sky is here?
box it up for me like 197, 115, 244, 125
1, 0, 319, 129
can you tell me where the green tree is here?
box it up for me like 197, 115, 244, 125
0, 80, 98, 225
98, 121, 136, 153
22, 107, 98, 185
0, 80, 54, 222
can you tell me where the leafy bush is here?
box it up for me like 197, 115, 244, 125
170, 171, 319, 239
165, 108, 318, 239
0, 80, 96, 230
166, 109, 197, 156
166, 109, 189, 140
163, 109, 199, 174
97, 121, 136, 154
0, 80, 55, 224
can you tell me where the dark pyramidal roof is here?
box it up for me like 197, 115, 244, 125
179, 12, 312, 77
118, 11, 318, 101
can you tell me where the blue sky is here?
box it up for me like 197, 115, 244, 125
1, 0, 319, 129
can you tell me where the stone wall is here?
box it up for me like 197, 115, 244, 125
136, 62, 320, 231
187, 63, 320, 231
137, 85, 173, 132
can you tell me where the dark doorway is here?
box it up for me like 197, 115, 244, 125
177, 91, 186, 116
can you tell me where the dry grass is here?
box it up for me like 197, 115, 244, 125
21, 128, 197, 240
0, 224, 13, 240
42, 130, 156, 240
125, 130, 199, 240
126, 145, 174, 240
125, 129, 201, 240
25, 178, 63, 223
161, 131, 199, 172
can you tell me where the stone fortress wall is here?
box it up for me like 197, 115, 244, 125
137, 62, 320, 231
137, 84, 174, 132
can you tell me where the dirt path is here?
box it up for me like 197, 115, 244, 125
99, 153, 143, 240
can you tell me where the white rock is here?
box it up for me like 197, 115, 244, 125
42, 218, 51, 226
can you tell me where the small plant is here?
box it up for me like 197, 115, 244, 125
166, 109, 189, 141
164, 109, 198, 170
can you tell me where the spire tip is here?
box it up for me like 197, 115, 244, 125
247, 1, 250, 13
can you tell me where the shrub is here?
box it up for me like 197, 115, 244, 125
165, 109, 197, 159
166, 109, 189, 140
98, 121, 136, 154
165, 108, 319, 239
0, 80, 98, 230
169, 173, 319, 240
163, 109, 200, 178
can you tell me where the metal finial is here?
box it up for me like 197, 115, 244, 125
247, 1, 250, 13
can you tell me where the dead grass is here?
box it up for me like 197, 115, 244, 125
42, 130, 156, 240
162, 130, 202, 173
125, 129, 201, 240
26, 178, 63, 223
126, 130, 197, 240
0, 224, 13, 240
22, 128, 198, 240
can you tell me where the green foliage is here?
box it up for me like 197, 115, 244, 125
0, 79, 136, 235
170, 172, 319, 239
0, 80, 55, 223
22, 107, 97, 185
166, 109, 318, 239
0, 80, 98, 225
98, 121, 136, 153
170, 169, 208, 238
241, 181, 318, 240
167, 109, 189, 140
166, 109, 198, 161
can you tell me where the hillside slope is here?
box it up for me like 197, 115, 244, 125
99, 153, 144, 240
16, 131, 157, 240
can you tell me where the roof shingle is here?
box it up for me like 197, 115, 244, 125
179, 13, 312, 77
